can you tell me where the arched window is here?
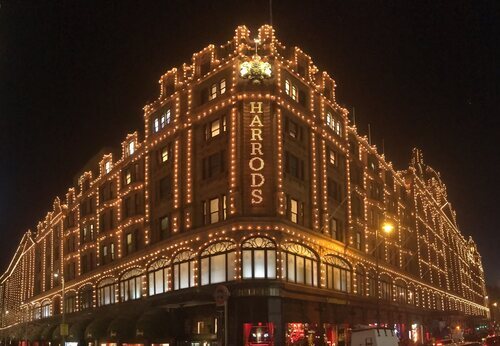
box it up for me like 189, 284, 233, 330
437, 293, 444, 310
148, 258, 171, 296
355, 265, 365, 296
407, 285, 415, 305
32, 304, 41, 320
367, 270, 377, 297
395, 279, 407, 304
324, 255, 351, 293
79, 285, 93, 310
241, 237, 277, 279
120, 268, 143, 302
97, 278, 116, 306
172, 250, 196, 290
200, 241, 237, 285
41, 300, 51, 318
281, 243, 318, 286
380, 275, 392, 301
64, 292, 77, 314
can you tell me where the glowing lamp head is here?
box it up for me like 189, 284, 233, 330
54, 273, 59, 278
494, 302, 498, 307
382, 222, 394, 234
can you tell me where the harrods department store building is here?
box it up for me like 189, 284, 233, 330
0, 25, 489, 346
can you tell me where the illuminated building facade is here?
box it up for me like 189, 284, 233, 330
0, 25, 488, 346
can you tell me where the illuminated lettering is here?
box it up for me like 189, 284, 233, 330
249, 101, 263, 113
251, 189, 263, 204
248, 102, 265, 205
251, 173, 265, 187
250, 142, 263, 156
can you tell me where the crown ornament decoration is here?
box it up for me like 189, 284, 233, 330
239, 38, 272, 84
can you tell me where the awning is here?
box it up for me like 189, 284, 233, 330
135, 309, 174, 341
85, 317, 113, 341
68, 319, 92, 341
107, 315, 139, 341
40, 323, 58, 341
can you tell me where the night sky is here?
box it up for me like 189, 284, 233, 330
1, 1, 499, 286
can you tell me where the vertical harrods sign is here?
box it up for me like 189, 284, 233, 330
243, 101, 274, 215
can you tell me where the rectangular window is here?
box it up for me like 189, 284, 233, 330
288, 120, 299, 139
161, 146, 169, 162
285, 79, 290, 95
329, 150, 337, 166
105, 161, 112, 174
209, 83, 217, 100
154, 118, 160, 133
164, 109, 171, 125
219, 79, 226, 94
203, 196, 226, 225
285, 152, 304, 180
160, 215, 169, 239
128, 141, 135, 155
291, 85, 297, 101
290, 199, 298, 223
125, 231, 137, 255
209, 198, 219, 224
203, 151, 226, 179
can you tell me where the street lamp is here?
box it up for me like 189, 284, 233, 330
375, 221, 394, 326
54, 273, 67, 346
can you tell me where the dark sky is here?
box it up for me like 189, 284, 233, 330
1, 1, 499, 286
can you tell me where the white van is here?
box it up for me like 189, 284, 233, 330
350, 328, 400, 346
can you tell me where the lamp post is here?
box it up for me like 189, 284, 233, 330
54, 273, 66, 346
375, 222, 394, 326
493, 302, 498, 325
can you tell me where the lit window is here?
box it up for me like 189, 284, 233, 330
222, 195, 227, 220
161, 146, 169, 162
164, 109, 171, 125
172, 251, 195, 290
285, 80, 290, 95
209, 83, 217, 100
204, 196, 226, 225
281, 243, 318, 286
290, 199, 298, 223
148, 259, 170, 296
355, 232, 361, 250
120, 269, 142, 302
128, 141, 135, 155
219, 79, 226, 94
324, 256, 352, 293
329, 150, 336, 165
326, 112, 332, 127
154, 118, 160, 133
97, 279, 116, 306
209, 198, 219, 224
125, 171, 132, 185
242, 237, 277, 279
104, 161, 112, 174
211, 119, 221, 138
291, 86, 297, 101
200, 241, 237, 285
206, 117, 226, 140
